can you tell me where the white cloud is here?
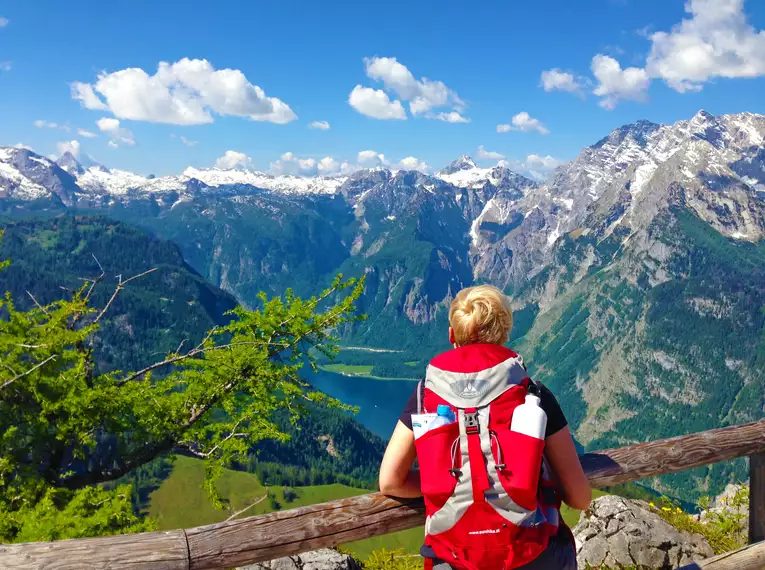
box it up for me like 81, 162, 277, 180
497, 112, 550, 135
540, 69, 586, 94
592, 54, 651, 109
308, 120, 331, 130
56, 140, 81, 158
96, 117, 135, 146
34, 120, 59, 129
72, 58, 297, 125
526, 154, 563, 170
171, 134, 198, 147
0, 17, 8, 28
71, 83, 108, 111
357, 150, 389, 168
477, 145, 505, 161
34, 120, 71, 132
426, 111, 470, 123
107, 141, 119, 149
267, 150, 432, 177
270, 152, 320, 176
317, 156, 340, 174
360, 56, 467, 121
0, 61, 10, 72
77, 128, 97, 138
348, 85, 407, 120
646, 0, 765, 92
394, 156, 431, 173
216, 150, 252, 169
12, 143, 32, 150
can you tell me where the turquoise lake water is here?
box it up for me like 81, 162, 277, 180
307, 368, 418, 439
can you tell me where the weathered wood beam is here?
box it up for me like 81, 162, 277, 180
677, 540, 765, 569
749, 453, 765, 544
2, 419, 765, 570
0, 530, 189, 570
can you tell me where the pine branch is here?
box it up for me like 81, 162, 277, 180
26, 291, 49, 317
1, 355, 57, 391
93, 268, 157, 325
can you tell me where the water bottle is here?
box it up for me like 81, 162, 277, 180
428, 404, 456, 431
510, 394, 547, 439
507, 394, 548, 510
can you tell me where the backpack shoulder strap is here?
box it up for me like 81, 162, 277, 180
416, 378, 425, 413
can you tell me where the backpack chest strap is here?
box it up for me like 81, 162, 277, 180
460, 408, 490, 502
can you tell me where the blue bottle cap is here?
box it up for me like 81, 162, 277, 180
437, 404, 452, 417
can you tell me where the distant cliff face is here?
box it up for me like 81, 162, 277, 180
2, 110, 764, 498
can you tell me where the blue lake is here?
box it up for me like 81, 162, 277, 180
307, 369, 418, 439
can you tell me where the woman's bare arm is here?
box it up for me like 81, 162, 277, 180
545, 426, 592, 510
379, 421, 421, 498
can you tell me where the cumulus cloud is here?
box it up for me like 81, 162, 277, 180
425, 111, 470, 123
497, 112, 550, 135
348, 85, 407, 120
646, 0, 765, 92
526, 154, 563, 170
317, 156, 340, 174
266, 150, 432, 177
56, 140, 81, 158
540, 69, 587, 94
476, 146, 505, 161
71, 83, 109, 111
96, 117, 135, 146
269, 152, 320, 175
352, 56, 467, 121
77, 128, 97, 138
591, 54, 651, 109
71, 58, 297, 125
394, 156, 431, 172
308, 120, 331, 130
216, 150, 252, 169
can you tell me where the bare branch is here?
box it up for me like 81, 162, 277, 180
83, 255, 107, 303
26, 291, 50, 317
93, 268, 157, 325
116, 326, 217, 386
225, 494, 268, 521
1, 355, 56, 390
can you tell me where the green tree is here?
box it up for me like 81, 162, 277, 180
0, 242, 365, 543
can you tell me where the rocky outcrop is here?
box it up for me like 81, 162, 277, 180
238, 548, 361, 570
574, 496, 713, 569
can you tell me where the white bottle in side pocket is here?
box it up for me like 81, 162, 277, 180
510, 394, 547, 440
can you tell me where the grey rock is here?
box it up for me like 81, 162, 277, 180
238, 548, 361, 570
574, 496, 713, 569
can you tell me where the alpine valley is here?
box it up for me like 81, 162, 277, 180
2, 109, 764, 500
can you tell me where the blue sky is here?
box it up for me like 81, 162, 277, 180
1, 0, 765, 177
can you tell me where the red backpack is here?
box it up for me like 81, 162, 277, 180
414, 344, 561, 570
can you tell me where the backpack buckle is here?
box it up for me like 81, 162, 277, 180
464, 411, 480, 434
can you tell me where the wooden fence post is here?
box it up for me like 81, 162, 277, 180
749, 453, 765, 544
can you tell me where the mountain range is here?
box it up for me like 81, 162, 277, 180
2, 109, 764, 498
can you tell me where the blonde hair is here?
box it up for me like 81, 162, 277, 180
449, 285, 513, 346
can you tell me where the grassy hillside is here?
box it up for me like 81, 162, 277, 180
148, 456, 608, 561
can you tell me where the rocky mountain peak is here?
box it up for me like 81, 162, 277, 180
56, 152, 84, 176
591, 119, 662, 151
440, 155, 477, 175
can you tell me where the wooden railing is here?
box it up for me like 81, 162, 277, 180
3, 419, 765, 569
